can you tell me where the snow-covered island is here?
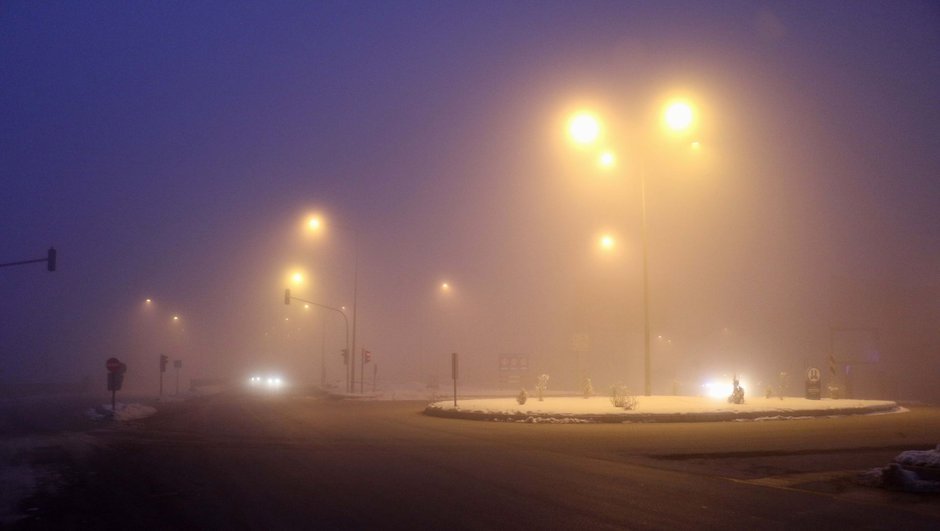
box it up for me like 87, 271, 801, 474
425, 395, 902, 423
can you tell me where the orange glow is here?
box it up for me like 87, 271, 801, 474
568, 112, 601, 145
663, 101, 694, 131
598, 150, 616, 168
599, 234, 615, 250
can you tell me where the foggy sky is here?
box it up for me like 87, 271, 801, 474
2, 2, 938, 399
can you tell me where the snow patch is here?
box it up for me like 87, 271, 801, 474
895, 444, 940, 469
84, 402, 157, 421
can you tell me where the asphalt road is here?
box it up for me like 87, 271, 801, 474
12, 392, 940, 530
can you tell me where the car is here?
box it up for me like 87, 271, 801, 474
246, 373, 287, 391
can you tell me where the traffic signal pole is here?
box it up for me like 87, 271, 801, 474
284, 289, 350, 392
0, 247, 56, 271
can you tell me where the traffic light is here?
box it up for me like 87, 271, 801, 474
363, 350, 372, 363
160, 354, 168, 373
341, 348, 348, 365
47, 247, 56, 272
284, 289, 291, 305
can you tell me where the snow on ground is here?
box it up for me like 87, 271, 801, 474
427, 395, 900, 418
896, 445, 940, 469
861, 445, 940, 494
84, 402, 157, 421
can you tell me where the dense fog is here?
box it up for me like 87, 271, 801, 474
2, 3, 937, 401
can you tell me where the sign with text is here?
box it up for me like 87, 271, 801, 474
498, 353, 529, 386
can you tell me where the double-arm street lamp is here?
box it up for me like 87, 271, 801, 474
567, 99, 697, 396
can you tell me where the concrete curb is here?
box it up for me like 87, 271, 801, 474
423, 402, 902, 423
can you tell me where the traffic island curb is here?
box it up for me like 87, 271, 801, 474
423, 401, 902, 423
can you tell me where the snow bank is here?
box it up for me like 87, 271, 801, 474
84, 402, 157, 421
895, 444, 940, 469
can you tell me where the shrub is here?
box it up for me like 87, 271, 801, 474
516, 388, 528, 405
610, 384, 638, 410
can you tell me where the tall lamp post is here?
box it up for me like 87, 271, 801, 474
306, 215, 361, 393
568, 101, 696, 396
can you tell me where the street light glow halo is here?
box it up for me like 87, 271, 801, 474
568, 112, 601, 145
663, 100, 694, 132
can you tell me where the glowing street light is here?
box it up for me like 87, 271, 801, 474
568, 112, 601, 145
663, 101, 694, 132
565, 97, 698, 396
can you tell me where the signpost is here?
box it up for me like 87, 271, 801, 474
805, 367, 821, 400
105, 357, 127, 414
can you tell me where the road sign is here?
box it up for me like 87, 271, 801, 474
805, 367, 821, 400
108, 371, 124, 391
106, 357, 123, 372
807, 367, 820, 383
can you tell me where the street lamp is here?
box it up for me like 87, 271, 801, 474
304, 213, 361, 393
567, 99, 696, 396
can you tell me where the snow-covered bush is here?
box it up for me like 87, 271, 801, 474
728, 375, 745, 404
535, 374, 549, 401
610, 384, 638, 410
582, 377, 594, 399
516, 388, 528, 405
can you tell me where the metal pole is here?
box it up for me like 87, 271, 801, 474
452, 352, 458, 407
351, 229, 359, 393
320, 313, 327, 388
287, 294, 348, 392
372, 363, 377, 393
641, 167, 652, 397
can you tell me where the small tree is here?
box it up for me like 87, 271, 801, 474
516, 388, 528, 405
582, 377, 594, 399
535, 374, 549, 401
728, 374, 745, 404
